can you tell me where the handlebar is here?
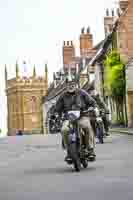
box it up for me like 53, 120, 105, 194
82, 107, 95, 113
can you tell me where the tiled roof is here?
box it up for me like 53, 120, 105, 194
89, 33, 113, 66
89, 17, 121, 67
92, 40, 104, 50
82, 80, 94, 91
44, 80, 67, 102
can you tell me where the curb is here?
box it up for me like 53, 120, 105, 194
109, 129, 133, 136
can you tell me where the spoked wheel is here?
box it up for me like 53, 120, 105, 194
97, 124, 104, 144
74, 158, 81, 172
68, 143, 81, 172
80, 146, 88, 168
89, 156, 96, 162
81, 159, 88, 168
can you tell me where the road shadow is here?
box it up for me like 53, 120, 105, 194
23, 165, 97, 176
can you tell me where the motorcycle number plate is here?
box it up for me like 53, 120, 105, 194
69, 133, 76, 142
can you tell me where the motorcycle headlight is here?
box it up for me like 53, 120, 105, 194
95, 107, 99, 116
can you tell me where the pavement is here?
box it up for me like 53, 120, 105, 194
109, 127, 133, 135
0, 133, 133, 200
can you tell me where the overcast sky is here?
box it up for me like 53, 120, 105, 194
0, 0, 118, 135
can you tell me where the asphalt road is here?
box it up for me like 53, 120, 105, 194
0, 133, 133, 200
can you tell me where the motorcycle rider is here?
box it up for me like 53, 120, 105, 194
89, 89, 110, 137
55, 75, 97, 162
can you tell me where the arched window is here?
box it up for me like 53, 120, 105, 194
30, 96, 37, 113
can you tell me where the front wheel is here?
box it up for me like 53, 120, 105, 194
74, 158, 81, 172
97, 123, 104, 144
81, 159, 88, 168
68, 143, 81, 172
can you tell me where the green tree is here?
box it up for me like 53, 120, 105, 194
104, 50, 127, 125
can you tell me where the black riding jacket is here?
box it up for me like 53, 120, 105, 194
55, 89, 96, 115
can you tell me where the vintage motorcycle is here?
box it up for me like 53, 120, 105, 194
64, 110, 91, 172
96, 109, 104, 144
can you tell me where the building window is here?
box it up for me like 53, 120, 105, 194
31, 96, 37, 113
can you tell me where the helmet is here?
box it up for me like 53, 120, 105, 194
65, 74, 78, 93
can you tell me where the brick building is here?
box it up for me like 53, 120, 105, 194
89, 0, 133, 127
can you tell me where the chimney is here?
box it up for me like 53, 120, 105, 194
117, 8, 121, 17
119, 0, 128, 12
79, 26, 93, 57
62, 40, 75, 69
111, 9, 115, 17
67, 41, 69, 46
104, 9, 115, 37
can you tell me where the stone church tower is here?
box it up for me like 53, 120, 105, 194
5, 63, 48, 136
